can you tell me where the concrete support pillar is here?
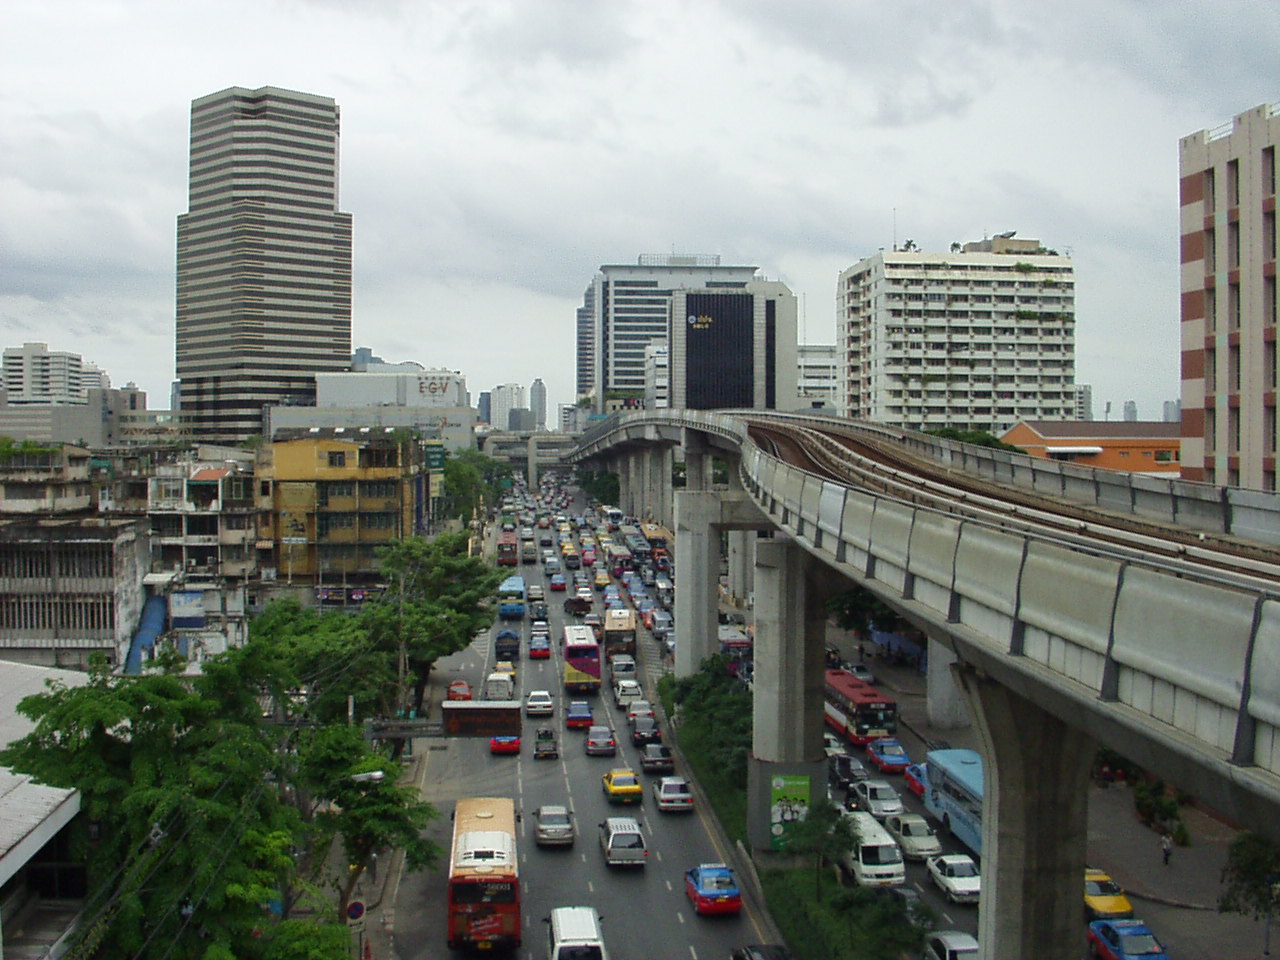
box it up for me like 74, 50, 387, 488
726, 530, 754, 604
639, 450, 655, 520
625, 454, 641, 517
926, 635, 971, 729
683, 429, 712, 491
746, 536, 827, 852
527, 436, 538, 488
673, 490, 721, 677
656, 446, 675, 527
957, 666, 1095, 960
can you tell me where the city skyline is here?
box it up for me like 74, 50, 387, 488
2, 2, 1278, 422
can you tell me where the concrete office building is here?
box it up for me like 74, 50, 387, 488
838, 238, 1076, 433
529, 378, 547, 430
667, 280, 799, 411
2, 342, 108, 405
797, 343, 844, 412
1179, 103, 1280, 489
577, 255, 761, 411
175, 86, 353, 443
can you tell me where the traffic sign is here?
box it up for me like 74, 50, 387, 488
347, 900, 365, 921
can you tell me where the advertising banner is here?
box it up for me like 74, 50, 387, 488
769, 774, 811, 850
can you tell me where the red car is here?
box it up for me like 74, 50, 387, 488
904, 763, 927, 799
528, 636, 551, 659
566, 701, 594, 729
489, 735, 520, 755
582, 549, 596, 566
866, 738, 912, 774
446, 680, 473, 701
685, 862, 742, 916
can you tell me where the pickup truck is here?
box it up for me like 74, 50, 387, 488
613, 679, 644, 709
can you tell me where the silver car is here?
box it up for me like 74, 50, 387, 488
533, 804, 575, 847
850, 779, 904, 819
585, 725, 617, 756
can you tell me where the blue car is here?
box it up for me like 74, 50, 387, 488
866, 738, 912, 774
685, 862, 742, 915
1086, 919, 1169, 960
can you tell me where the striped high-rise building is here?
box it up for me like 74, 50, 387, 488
175, 86, 353, 442
1179, 104, 1280, 489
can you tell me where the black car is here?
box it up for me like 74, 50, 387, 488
529, 601, 549, 620
639, 743, 674, 773
631, 715, 662, 746
827, 752, 869, 792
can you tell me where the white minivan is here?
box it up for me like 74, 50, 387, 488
838, 810, 905, 887
546, 905, 609, 960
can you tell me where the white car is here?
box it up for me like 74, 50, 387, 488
884, 813, 942, 860
927, 854, 981, 905
524, 689, 554, 717
613, 679, 644, 709
626, 700, 654, 726
651, 776, 694, 812
847, 663, 876, 685
823, 732, 846, 758
849, 779, 904, 819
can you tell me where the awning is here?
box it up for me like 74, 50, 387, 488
1046, 446, 1103, 454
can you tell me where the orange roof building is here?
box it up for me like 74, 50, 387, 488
1000, 421, 1182, 476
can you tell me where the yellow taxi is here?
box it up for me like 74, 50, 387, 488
495, 660, 517, 684
1084, 868, 1134, 921
601, 768, 643, 804
594, 570, 612, 590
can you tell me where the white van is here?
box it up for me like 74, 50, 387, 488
608, 654, 636, 683
839, 810, 905, 887
482, 672, 515, 701
546, 905, 609, 960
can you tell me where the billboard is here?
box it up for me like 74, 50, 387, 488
683, 293, 753, 409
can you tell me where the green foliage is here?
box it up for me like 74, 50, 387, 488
1013, 261, 1035, 273
441, 449, 509, 521
1219, 831, 1280, 919
577, 469, 620, 506
924, 427, 1022, 451
826, 587, 898, 638
1133, 778, 1181, 833
760, 868, 929, 960
781, 797, 856, 899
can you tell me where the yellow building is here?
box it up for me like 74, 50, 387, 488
255, 432, 423, 590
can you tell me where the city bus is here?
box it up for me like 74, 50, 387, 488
562, 624, 602, 694
602, 607, 637, 658
641, 522, 673, 560
496, 530, 519, 567
496, 576, 526, 620
605, 542, 633, 573
600, 505, 624, 529
823, 668, 898, 745
924, 748, 984, 857
446, 796, 521, 950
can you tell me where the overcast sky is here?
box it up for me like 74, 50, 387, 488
2, 1, 1277, 424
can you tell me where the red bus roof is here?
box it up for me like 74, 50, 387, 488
825, 668, 895, 704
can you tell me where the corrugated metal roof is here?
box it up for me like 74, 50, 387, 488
190, 467, 229, 481
1012, 421, 1182, 440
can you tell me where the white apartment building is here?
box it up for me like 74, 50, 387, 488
644, 344, 669, 409
2, 342, 107, 404
490, 383, 525, 431
1179, 103, 1280, 489
797, 343, 844, 412
838, 238, 1076, 433
1074, 384, 1094, 421
577, 255, 760, 411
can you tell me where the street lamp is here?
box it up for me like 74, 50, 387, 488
348, 771, 385, 785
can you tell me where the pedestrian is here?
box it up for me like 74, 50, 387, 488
1160, 832, 1173, 866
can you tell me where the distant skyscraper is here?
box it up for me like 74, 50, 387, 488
576, 255, 760, 412
1163, 399, 1182, 423
1179, 103, 1280, 489
644, 344, 669, 410
529, 378, 547, 430
477, 391, 491, 425
1074, 384, 1094, 421
175, 86, 353, 442
1123, 400, 1138, 422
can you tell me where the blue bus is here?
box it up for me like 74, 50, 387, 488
497, 576, 526, 620
923, 748, 984, 857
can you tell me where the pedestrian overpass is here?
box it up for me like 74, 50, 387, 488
571, 409, 1280, 960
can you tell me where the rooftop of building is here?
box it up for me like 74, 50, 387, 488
1010, 420, 1182, 440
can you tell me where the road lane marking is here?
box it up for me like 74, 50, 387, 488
676, 912, 685, 925
665, 879, 673, 891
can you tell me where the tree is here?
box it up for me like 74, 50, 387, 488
1220, 831, 1280, 920
783, 796, 856, 898
371, 533, 502, 717
924, 426, 1022, 452
577, 469, 620, 506
827, 587, 899, 640
294, 724, 439, 921
441, 449, 509, 521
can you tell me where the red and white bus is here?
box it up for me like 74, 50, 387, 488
446, 796, 521, 951
496, 531, 519, 567
824, 668, 898, 745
